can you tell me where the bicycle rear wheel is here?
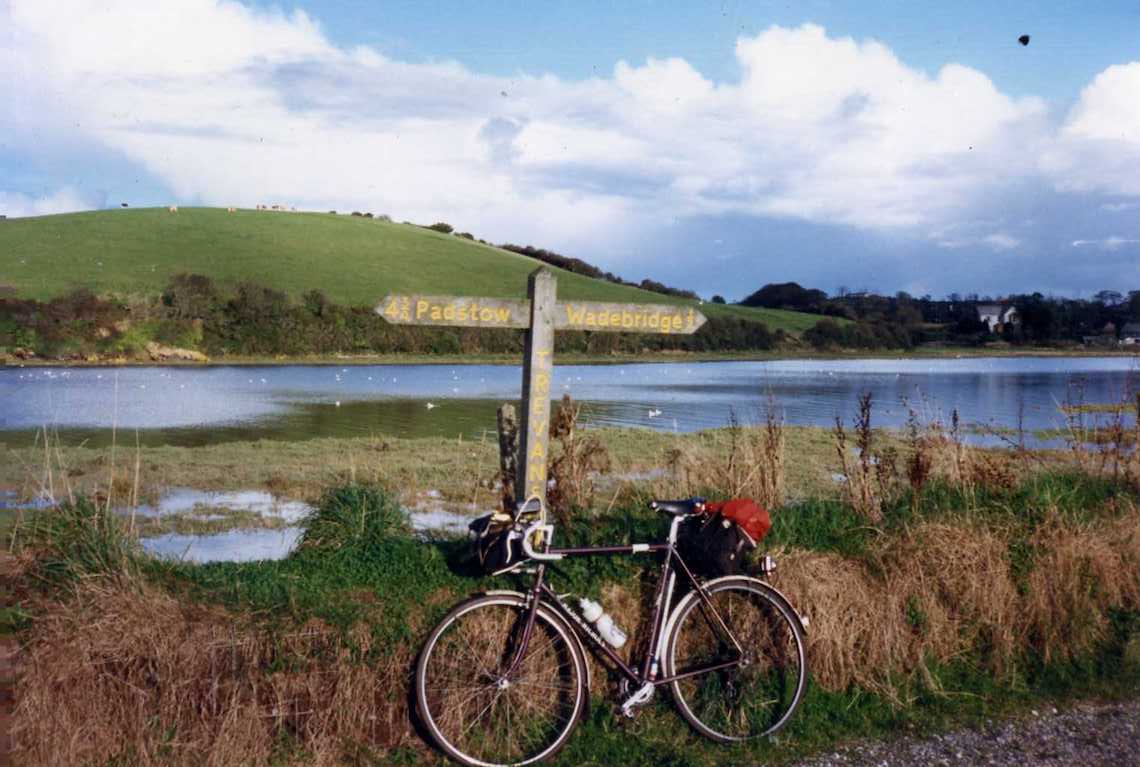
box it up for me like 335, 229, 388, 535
415, 593, 587, 766
665, 577, 807, 742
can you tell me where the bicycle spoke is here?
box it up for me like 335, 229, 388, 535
669, 582, 806, 742
417, 597, 583, 766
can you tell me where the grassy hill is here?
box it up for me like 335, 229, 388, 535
0, 207, 825, 334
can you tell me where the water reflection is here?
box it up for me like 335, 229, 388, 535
141, 527, 305, 563
132, 488, 312, 521
2, 358, 1136, 447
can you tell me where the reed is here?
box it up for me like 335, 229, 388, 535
547, 395, 612, 526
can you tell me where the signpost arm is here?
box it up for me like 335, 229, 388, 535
517, 268, 557, 516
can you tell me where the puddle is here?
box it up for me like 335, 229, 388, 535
409, 508, 476, 535
133, 488, 312, 522
0, 490, 55, 511
141, 527, 304, 563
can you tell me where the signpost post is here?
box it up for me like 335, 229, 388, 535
379, 267, 707, 515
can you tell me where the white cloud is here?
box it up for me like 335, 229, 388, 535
1045, 62, 1140, 198
1071, 237, 1140, 250
1, 2, 1137, 262
0, 187, 95, 218
982, 233, 1020, 251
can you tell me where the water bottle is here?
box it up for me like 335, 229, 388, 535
578, 598, 628, 649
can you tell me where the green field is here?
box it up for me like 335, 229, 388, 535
0, 207, 825, 334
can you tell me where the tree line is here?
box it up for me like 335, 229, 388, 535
0, 275, 780, 359
745, 282, 1140, 349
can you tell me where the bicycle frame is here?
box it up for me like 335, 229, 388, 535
505, 514, 744, 690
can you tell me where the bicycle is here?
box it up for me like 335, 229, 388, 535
414, 497, 809, 766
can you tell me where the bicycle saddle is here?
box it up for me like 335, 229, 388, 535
649, 498, 705, 515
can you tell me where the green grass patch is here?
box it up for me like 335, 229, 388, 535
0, 207, 826, 336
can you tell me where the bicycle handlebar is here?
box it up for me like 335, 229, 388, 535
520, 519, 564, 561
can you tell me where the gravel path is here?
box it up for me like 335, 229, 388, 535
794, 700, 1140, 767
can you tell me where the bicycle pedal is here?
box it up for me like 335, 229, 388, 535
619, 682, 655, 718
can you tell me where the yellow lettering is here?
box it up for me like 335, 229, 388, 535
648, 313, 660, 329
443, 305, 455, 321
458, 305, 468, 322
480, 307, 494, 322
384, 299, 401, 320
635, 313, 645, 328
672, 315, 683, 331
623, 311, 634, 328
586, 312, 596, 327
565, 304, 585, 325
687, 308, 696, 329
530, 441, 545, 458
597, 312, 609, 327
496, 307, 511, 323
608, 312, 619, 326
416, 300, 429, 319
430, 305, 442, 321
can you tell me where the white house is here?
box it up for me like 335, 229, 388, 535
1121, 323, 1140, 345
976, 304, 1019, 332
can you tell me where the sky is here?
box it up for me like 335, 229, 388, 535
2, 0, 1139, 300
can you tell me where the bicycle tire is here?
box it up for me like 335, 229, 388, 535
415, 593, 588, 766
664, 577, 807, 742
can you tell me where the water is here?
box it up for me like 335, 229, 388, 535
2, 358, 1137, 447
141, 527, 305, 563
131, 488, 312, 522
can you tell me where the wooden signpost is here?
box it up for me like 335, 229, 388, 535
378, 267, 707, 514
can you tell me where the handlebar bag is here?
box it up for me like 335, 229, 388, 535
469, 512, 522, 574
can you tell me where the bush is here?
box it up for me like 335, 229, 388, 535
25, 498, 138, 585
297, 485, 410, 555
427, 222, 454, 234
162, 273, 219, 321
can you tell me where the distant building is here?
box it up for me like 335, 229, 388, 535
1121, 322, 1140, 345
976, 304, 1020, 332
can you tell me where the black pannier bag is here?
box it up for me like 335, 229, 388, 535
677, 512, 757, 578
469, 512, 523, 574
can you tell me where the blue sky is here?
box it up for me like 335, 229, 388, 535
3, 1, 1139, 299
300, 0, 1138, 101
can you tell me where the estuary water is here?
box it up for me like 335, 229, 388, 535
2, 357, 1137, 448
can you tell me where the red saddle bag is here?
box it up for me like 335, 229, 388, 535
705, 498, 771, 544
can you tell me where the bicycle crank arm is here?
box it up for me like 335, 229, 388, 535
620, 682, 655, 718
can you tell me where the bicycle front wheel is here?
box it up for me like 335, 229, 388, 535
665, 577, 807, 742
415, 593, 587, 767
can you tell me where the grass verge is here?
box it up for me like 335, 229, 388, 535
5, 468, 1139, 765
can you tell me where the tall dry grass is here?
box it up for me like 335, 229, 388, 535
547, 394, 612, 525
773, 500, 1140, 697
1021, 508, 1140, 664
661, 397, 786, 510
832, 392, 894, 522
12, 581, 416, 766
